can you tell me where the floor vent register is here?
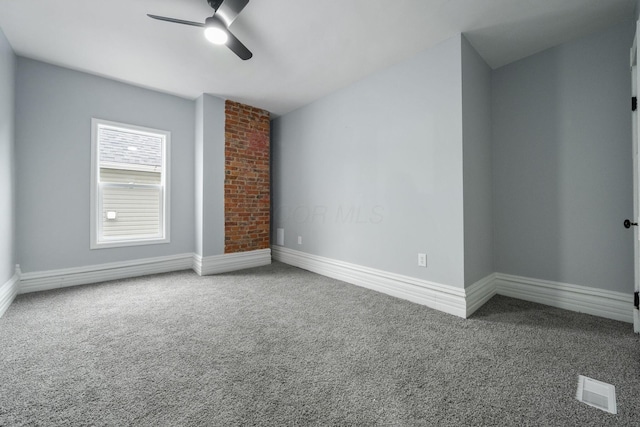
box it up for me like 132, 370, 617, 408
576, 375, 617, 415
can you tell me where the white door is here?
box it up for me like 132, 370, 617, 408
631, 22, 640, 334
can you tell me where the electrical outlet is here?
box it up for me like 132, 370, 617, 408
418, 253, 427, 267
298, 236, 302, 245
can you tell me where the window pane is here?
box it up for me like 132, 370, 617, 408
98, 127, 163, 172
101, 185, 162, 239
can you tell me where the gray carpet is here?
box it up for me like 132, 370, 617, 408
0, 262, 638, 426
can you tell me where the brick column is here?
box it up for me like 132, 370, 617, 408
224, 100, 270, 253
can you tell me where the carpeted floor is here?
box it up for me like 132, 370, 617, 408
0, 261, 638, 426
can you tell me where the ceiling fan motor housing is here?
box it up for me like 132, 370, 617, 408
205, 15, 226, 28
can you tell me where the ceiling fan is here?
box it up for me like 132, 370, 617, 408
148, 0, 252, 60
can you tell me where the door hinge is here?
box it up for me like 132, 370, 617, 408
635, 291, 639, 310
633, 97, 637, 112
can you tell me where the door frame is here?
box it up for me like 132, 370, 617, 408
630, 22, 639, 334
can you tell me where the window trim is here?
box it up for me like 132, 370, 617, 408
90, 118, 171, 249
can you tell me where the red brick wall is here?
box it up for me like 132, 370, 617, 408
224, 100, 270, 253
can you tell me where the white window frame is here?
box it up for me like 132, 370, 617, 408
90, 118, 171, 249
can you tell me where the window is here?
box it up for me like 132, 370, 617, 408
90, 118, 170, 249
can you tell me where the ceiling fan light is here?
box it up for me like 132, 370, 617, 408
204, 26, 228, 45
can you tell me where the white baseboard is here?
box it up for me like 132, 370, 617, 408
19, 254, 193, 294
466, 273, 633, 323
272, 246, 635, 323
272, 246, 467, 318
11, 244, 635, 325
465, 273, 497, 317
494, 273, 634, 323
193, 249, 271, 276
0, 265, 21, 318
18, 249, 272, 296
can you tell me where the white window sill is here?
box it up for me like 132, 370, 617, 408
90, 237, 170, 250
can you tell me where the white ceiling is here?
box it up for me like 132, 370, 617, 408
0, 0, 635, 116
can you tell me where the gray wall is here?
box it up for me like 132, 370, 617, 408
493, 20, 635, 293
272, 36, 466, 287
462, 36, 494, 286
195, 94, 225, 257
16, 58, 196, 272
0, 28, 16, 283
195, 96, 204, 256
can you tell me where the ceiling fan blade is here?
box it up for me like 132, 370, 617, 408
225, 30, 252, 60
216, 0, 249, 27
147, 14, 205, 27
